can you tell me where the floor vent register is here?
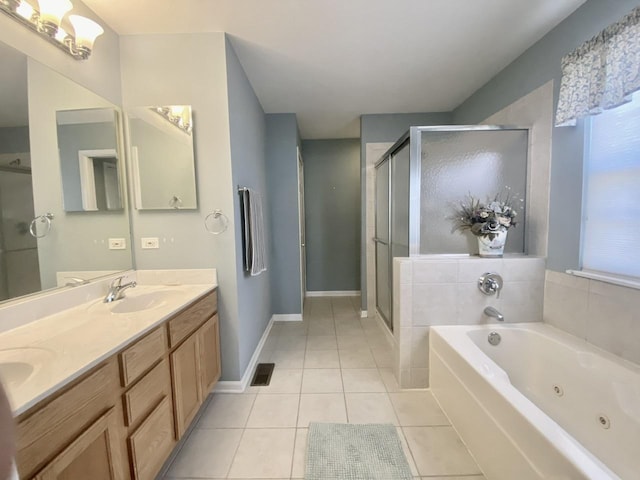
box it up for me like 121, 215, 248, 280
250, 363, 275, 386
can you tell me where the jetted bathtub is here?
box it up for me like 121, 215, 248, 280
430, 323, 640, 479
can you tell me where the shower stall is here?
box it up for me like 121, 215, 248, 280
0, 154, 41, 300
374, 126, 529, 330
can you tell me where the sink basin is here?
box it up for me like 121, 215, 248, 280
0, 362, 33, 388
0, 348, 54, 388
108, 289, 183, 314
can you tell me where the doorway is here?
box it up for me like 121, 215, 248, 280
297, 147, 307, 313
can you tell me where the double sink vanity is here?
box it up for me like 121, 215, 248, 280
0, 270, 221, 480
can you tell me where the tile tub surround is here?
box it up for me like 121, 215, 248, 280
543, 270, 640, 365
163, 296, 485, 480
393, 256, 545, 388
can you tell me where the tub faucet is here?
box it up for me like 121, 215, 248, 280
104, 276, 137, 303
484, 306, 504, 322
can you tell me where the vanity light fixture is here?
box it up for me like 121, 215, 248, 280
0, 0, 103, 60
151, 106, 193, 135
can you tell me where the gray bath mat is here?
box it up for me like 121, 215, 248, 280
305, 423, 413, 480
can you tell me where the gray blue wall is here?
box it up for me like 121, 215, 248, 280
302, 139, 360, 292
266, 113, 302, 314
225, 38, 272, 376
0, 126, 29, 153
359, 112, 453, 309
360, 112, 453, 161
453, 0, 639, 273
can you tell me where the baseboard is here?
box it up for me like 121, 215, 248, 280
214, 315, 274, 393
271, 313, 303, 322
360, 310, 368, 318
305, 290, 360, 297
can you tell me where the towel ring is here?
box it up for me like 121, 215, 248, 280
205, 210, 229, 235
29, 213, 54, 238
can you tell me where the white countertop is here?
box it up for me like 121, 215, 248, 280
0, 282, 216, 416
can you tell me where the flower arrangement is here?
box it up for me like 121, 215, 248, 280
451, 191, 521, 240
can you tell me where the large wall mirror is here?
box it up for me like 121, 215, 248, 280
0, 40, 133, 304
0, 42, 38, 301
127, 105, 198, 210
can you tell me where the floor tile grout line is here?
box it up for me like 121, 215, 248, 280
224, 425, 248, 479
396, 425, 420, 478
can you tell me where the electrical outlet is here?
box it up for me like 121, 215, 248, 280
108, 238, 126, 250
141, 237, 160, 249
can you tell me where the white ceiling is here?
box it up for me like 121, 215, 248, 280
20, 0, 589, 138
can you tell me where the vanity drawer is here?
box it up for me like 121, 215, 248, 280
168, 291, 217, 347
128, 395, 175, 480
120, 327, 167, 387
123, 358, 171, 427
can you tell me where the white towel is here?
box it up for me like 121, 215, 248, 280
248, 189, 267, 276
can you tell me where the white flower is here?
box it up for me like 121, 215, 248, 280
480, 211, 489, 218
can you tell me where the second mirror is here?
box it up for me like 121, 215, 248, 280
127, 105, 197, 210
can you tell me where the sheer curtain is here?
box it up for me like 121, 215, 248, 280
556, 7, 640, 126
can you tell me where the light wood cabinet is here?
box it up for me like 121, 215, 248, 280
128, 396, 175, 480
16, 288, 219, 480
199, 315, 221, 396
171, 332, 202, 437
16, 359, 128, 480
34, 408, 125, 480
168, 293, 217, 347
119, 327, 167, 387
171, 313, 222, 439
123, 358, 172, 427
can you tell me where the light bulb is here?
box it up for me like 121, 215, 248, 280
182, 106, 192, 125
37, 0, 71, 35
15, 0, 34, 19
54, 26, 67, 42
68, 14, 103, 56
169, 106, 184, 118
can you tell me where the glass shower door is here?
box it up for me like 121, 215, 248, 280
374, 139, 410, 332
374, 159, 391, 328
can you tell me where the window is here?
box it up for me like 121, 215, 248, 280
582, 92, 640, 278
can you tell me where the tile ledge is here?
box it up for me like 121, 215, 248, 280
566, 269, 640, 290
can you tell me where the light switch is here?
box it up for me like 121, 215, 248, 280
108, 238, 126, 250
141, 237, 160, 249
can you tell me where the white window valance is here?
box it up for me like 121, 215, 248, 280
555, 7, 640, 126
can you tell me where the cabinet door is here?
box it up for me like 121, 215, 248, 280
128, 396, 175, 480
198, 315, 221, 396
34, 408, 125, 480
170, 333, 202, 438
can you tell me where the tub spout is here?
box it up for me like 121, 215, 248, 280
484, 306, 504, 322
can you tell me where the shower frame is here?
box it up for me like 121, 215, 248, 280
373, 125, 530, 330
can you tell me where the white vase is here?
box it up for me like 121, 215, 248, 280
477, 230, 508, 257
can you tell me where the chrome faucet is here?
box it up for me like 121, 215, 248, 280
104, 276, 137, 303
484, 306, 504, 322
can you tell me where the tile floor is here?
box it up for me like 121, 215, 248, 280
163, 296, 485, 480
